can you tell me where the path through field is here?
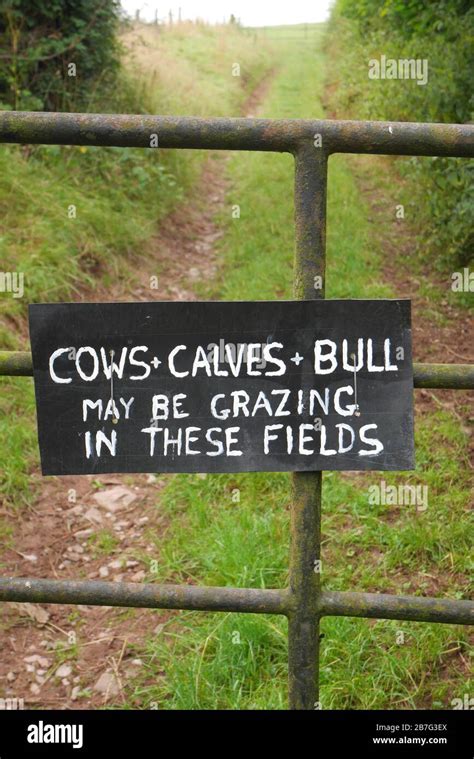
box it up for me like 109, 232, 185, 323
0, 68, 274, 709
0, 24, 471, 711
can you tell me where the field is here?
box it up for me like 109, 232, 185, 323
0, 21, 472, 710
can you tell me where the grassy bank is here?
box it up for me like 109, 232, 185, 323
324, 1, 473, 277
0, 21, 274, 503
127, 25, 472, 710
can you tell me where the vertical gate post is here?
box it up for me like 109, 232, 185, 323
288, 146, 328, 709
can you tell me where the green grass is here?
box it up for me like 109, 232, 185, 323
0, 22, 275, 506
88, 530, 121, 557
1, 21, 471, 710
125, 25, 472, 710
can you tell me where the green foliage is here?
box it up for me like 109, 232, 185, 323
328, 0, 474, 270
403, 157, 474, 268
0, 22, 275, 506
0, 0, 121, 110
337, 0, 472, 42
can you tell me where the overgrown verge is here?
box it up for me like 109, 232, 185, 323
324, 0, 473, 274
0, 20, 274, 503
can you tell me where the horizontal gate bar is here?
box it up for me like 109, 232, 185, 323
0, 577, 290, 615
0, 112, 473, 157
412, 362, 474, 389
320, 591, 474, 625
1, 578, 472, 625
1, 351, 473, 389
0, 351, 31, 376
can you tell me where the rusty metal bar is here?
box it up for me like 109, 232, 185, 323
0, 351, 32, 376
413, 362, 474, 390
288, 147, 327, 709
0, 577, 290, 615
2, 577, 470, 626
0, 112, 473, 157
2, 351, 473, 389
320, 591, 474, 625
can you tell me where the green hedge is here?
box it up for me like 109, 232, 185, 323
0, 0, 121, 111
328, 0, 473, 270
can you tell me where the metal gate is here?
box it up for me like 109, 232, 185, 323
0, 112, 473, 709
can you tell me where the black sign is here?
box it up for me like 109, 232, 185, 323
28, 300, 414, 475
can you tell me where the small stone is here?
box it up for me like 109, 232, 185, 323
14, 603, 49, 628
108, 560, 123, 570
24, 654, 50, 668
6, 672, 16, 682
130, 570, 146, 582
126, 560, 139, 568
93, 486, 137, 513
68, 545, 84, 554
55, 663, 72, 678
99, 566, 109, 578
113, 574, 124, 582
30, 683, 41, 695
93, 671, 120, 696
67, 553, 81, 562
84, 507, 103, 525
20, 553, 38, 563
71, 686, 81, 701
75, 528, 93, 538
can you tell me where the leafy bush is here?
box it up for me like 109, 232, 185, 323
0, 0, 121, 111
327, 0, 473, 269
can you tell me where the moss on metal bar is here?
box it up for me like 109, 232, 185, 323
1, 112, 473, 157
0, 351, 32, 376
321, 591, 474, 625
414, 362, 474, 389
0, 577, 290, 615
